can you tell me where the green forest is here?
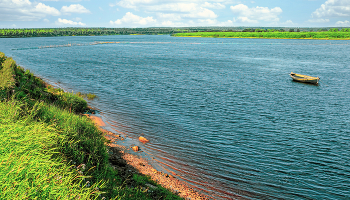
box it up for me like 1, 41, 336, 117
0, 27, 191, 38
174, 28, 350, 40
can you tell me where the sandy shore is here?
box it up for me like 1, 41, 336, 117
86, 114, 210, 200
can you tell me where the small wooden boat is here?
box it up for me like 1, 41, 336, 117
290, 72, 320, 84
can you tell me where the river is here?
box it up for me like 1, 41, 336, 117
1, 35, 349, 199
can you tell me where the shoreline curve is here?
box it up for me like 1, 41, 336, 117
87, 114, 211, 200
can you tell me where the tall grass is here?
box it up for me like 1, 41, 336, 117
0, 56, 87, 112
0, 101, 103, 199
0, 57, 16, 91
0, 52, 6, 67
0, 52, 182, 199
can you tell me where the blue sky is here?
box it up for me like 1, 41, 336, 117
0, 0, 349, 28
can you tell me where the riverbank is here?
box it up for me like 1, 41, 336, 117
173, 31, 350, 40
87, 114, 210, 200
0, 52, 186, 199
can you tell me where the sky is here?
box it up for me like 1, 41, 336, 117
0, 0, 350, 28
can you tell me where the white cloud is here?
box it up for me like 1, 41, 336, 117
230, 4, 282, 23
281, 20, 294, 26
110, 12, 156, 27
220, 19, 234, 26
161, 20, 176, 26
72, 17, 82, 21
113, 0, 240, 9
109, 0, 235, 27
0, 0, 60, 21
42, 0, 82, 1
197, 18, 234, 26
144, 3, 219, 20
312, 0, 350, 18
36, 3, 60, 15
335, 20, 350, 26
156, 13, 182, 21
146, 3, 200, 12
183, 8, 217, 19
61, 4, 90, 14
160, 20, 188, 27
56, 18, 86, 26
114, 0, 226, 13
233, 17, 257, 23
198, 18, 218, 25
108, 0, 246, 27
11, 0, 32, 6
154, 18, 234, 27
43, 18, 50, 22
201, 2, 226, 9
113, 0, 157, 9
307, 18, 330, 23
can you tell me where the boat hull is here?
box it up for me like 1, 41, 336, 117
290, 72, 320, 84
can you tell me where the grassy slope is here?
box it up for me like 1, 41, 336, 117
0, 52, 182, 200
174, 31, 350, 39
0, 101, 101, 199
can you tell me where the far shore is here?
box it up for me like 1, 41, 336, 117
174, 35, 350, 40
173, 30, 350, 40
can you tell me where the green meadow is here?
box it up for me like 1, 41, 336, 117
0, 52, 181, 199
174, 28, 350, 40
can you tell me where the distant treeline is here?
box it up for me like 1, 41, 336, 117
0, 27, 191, 38
174, 28, 350, 39
1, 27, 349, 38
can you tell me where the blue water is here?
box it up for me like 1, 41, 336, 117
1, 35, 350, 199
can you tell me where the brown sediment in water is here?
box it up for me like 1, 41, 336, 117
86, 114, 210, 200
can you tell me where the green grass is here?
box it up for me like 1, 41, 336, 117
0, 57, 16, 91
0, 52, 182, 199
0, 101, 103, 199
174, 30, 350, 40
